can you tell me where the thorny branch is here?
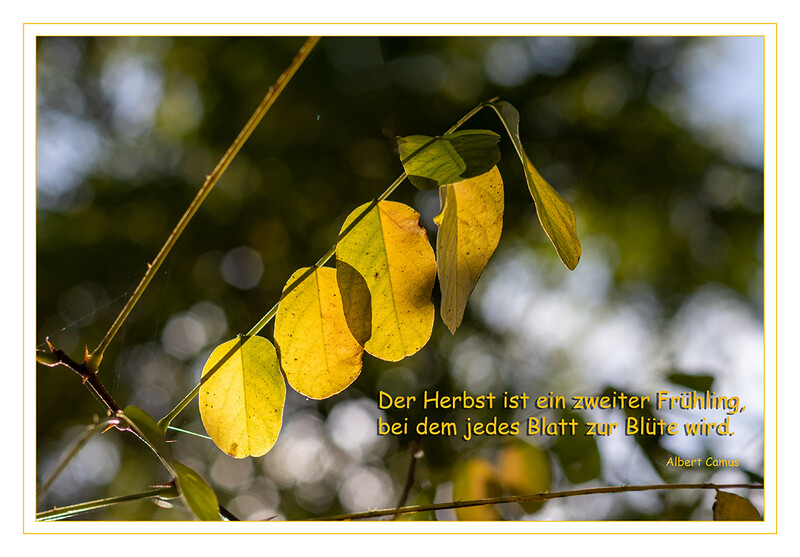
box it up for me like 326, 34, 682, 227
36, 339, 121, 415
316, 482, 765, 521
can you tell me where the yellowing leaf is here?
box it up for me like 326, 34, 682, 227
199, 335, 285, 458
434, 166, 504, 333
397, 130, 501, 190
452, 456, 501, 521
336, 201, 436, 362
497, 439, 551, 515
274, 266, 364, 399
713, 491, 762, 521
173, 460, 221, 521
489, 101, 581, 270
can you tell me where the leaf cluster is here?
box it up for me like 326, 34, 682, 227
198, 100, 581, 463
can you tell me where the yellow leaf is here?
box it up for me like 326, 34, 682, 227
434, 166, 503, 333
274, 266, 364, 399
452, 456, 501, 521
713, 491, 762, 521
336, 200, 436, 362
489, 101, 581, 270
199, 336, 285, 458
497, 439, 551, 514
524, 155, 581, 270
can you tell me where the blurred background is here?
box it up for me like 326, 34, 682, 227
35, 35, 764, 521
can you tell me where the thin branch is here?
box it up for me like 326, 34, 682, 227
36, 485, 178, 522
86, 36, 320, 372
219, 505, 241, 521
315, 483, 764, 521
37, 339, 121, 414
37, 416, 120, 498
393, 437, 424, 517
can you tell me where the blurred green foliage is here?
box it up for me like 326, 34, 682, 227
36, 35, 764, 521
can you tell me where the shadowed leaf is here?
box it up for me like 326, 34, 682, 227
173, 460, 221, 521
489, 100, 580, 270
434, 166, 504, 333
498, 439, 551, 514
397, 130, 501, 190
336, 201, 436, 362
550, 411, 602, 484
275, 266, 365, 399
335, 260, 372, 346
452, 456, 502, 521
713, 491, 762, 520
667, 371, 715, 393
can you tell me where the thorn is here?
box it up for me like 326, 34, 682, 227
45, 337, 55, 352
84, 346, 90, 363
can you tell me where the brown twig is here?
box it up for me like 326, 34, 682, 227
315, 482, 764, 521
37, 339, 121, 415
392, 437, 424, 518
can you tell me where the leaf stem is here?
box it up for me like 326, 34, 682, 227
159, 385, 201, 431
314, 482, 764, 521
86, 36, 320, 372
36, 485, 178, 522
157, 96, 499, 428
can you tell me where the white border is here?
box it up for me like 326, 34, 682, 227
21, 22, 778, 539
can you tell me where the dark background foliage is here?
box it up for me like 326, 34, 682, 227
36, 35, 764, 520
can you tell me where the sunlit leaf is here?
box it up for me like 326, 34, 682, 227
498, 439, 551, 514
336, 200, 436, 362
120, 405, 173, 473
199, 335, 285, 458
274, 266, 364, 399
173, 460, 221, 521
489, 100, 581, 270
452, 456, 501, 521
434, 166, 504, 333
550, 411, 601, 484
713, 491, 762, 521
397, 130, 501, 190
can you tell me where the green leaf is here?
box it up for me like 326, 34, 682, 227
434, 166, 504, 333
550, 411, 601, 484
667, 371, 715, 393
199, 335, 286, 458
336, 201, 436, 362
173, 460, 221, 521
713, 491, 762, 521
274, 266, 364, 399
497, 439, 551, 514
397, 130, 501, 190
120, 405, 173, 473
451, 456, 502, 521
488, 100, 581, 270
35, 349, 60, 366
605, 386, 672, 480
